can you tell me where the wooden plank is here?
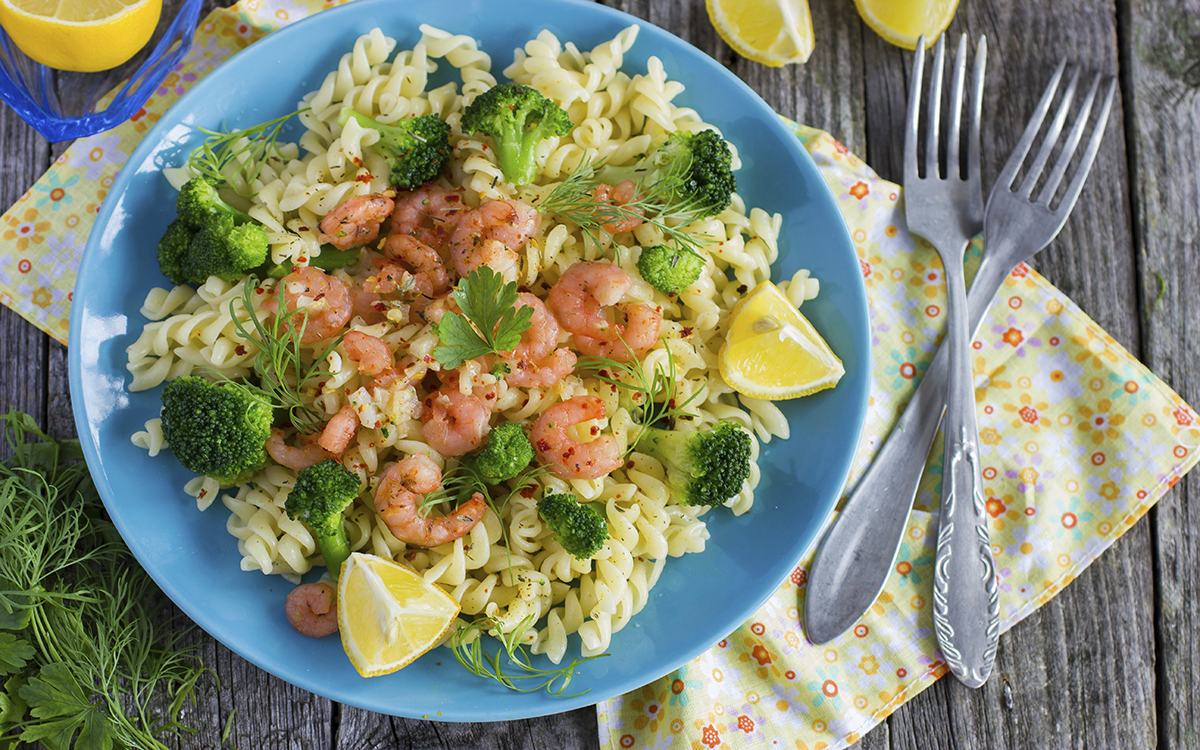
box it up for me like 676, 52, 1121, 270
1122, 1, 1200, 748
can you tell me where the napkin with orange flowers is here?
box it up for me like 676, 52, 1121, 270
0, 3, 1195, 749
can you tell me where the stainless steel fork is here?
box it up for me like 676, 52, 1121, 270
902, 34, 996, 688
804, 42, 1118, 677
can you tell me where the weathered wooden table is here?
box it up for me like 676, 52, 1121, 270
2, 0, 1195, 747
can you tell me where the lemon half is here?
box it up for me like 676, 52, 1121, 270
853, 0, 960, 50
705, 0, 814, 67
719, 280, 844, 400
337, 552, 461, 678
0, 0, 162, 72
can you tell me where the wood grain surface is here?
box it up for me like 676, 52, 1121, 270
1, 0, 1196, 747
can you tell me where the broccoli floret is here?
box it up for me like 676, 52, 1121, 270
599, 129, 736, 221
260, 244, 363, 279
337, 108, 452, 189
640, 421, 751, 507
636, 245, 706, 295
537, 493, 608, 560
157, 177, 269, 286
464, 421, 534, 484
285, 459, 360, 578
159, 375, 273, 485
459, 83, 573, 186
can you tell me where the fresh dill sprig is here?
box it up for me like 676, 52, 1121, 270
188, 108, 306, 197
449, 614, 606, 695
227, 278, 343, 433
0, 411, 209, 750
536, 155, 707, 253
576, 340, 701, 452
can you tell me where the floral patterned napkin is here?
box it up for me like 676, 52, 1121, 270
1, 3, 1196, 749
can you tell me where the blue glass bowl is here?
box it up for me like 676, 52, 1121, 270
0, 0, 205, 141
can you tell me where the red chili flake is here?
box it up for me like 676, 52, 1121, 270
423, 355, 433, 363
424, 397, 434, 408
737, 284, 748, 294
355, 174, 372, 183
235, 345, 247, 356
536, 439, 552, 452
625, 460, 635, 469
680, 326, 693, 337
352, 156, 364, 167
519, 485, 537, 499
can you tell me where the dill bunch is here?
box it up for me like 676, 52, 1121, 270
0, 412, 209, 750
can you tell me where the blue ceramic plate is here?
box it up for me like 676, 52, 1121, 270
69, 0, 869, 722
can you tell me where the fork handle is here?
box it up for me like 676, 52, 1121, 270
804, 251, 1013, 645
931, 257, 1000, 688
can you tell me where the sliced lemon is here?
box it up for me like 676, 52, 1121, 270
0, 0, 162, 72
719, 280, 844, 400
705, 0, 814, 67
853, 0, 960, 50
337, 552, 461, 678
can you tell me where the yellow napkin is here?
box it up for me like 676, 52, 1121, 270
596, 126, 1199, 748
0, 3, 1195, 749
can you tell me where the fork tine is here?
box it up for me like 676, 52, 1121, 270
904, 35, 926, 183
1016, 67, 1081, 198
1037, 74, 1101, 204
996, 58, 1067, 189
967, 36, 987, 181
945, 34, 968, 178
924, 35, 946, 179
1048, 76, 1116, 216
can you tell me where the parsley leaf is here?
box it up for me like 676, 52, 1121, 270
432, 267, 534, 370
19, 663, 115, 750
0, 634, 33, 676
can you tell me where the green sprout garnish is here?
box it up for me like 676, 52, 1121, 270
227, 278, 343, 433
188, 108, 307, 197
449, 614, 606, 695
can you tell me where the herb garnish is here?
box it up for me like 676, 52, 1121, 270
577, 340, 700, 451
228, 278, 343, 433
536, 156, 709, 253
431, 267, 533, 370
0, 412, 208, 750
189, 108, 306, 197
450, 614, 606, 695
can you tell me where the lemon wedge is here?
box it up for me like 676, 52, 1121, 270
853, 0, 960, 50
0, 0, 161, 72
719, 280, 844, 400
705, 0, 814, 67
337, 552, 461, 678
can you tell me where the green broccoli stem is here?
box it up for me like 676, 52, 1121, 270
496, 133, 541, 187
316, 529, 351, 580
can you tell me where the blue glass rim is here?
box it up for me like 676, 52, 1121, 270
0, 0, 206, 142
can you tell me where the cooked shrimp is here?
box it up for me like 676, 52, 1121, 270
504, 292, 560, 363
546, 261, 662, 361
446, 199, 539, 282
317, 404, 359, 454
264, 267, 352, 343
266, 428, 334, 471
374, 454, 486, 547
285, 581, 339, 637
343, 331, 394, 376
420, 386, 491, 457
349, 284, 386, 325
505, 347, 577, 388
573, 303, 662, 361
530, 395, 623, 480
317, 193, 394, 250
593, 180, 644, 234
381, 233, 451, 298
391, 184, 466, 249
